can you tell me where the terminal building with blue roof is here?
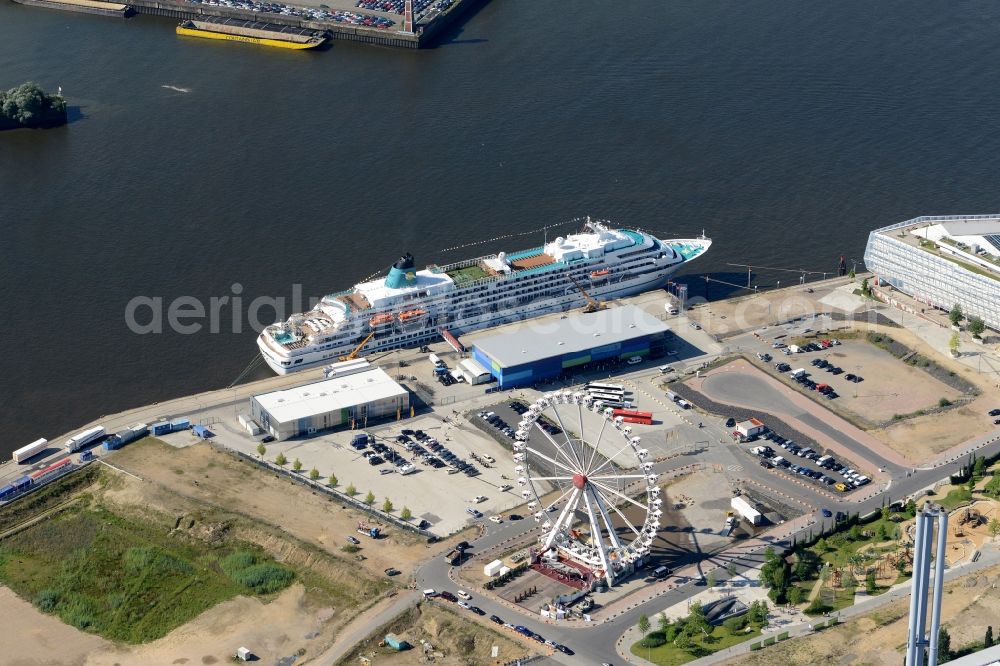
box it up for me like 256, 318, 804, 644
470, 305, 669, 388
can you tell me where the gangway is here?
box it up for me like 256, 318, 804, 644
440, 328, 466, 353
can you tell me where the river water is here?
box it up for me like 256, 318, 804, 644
1, 0, 999, 455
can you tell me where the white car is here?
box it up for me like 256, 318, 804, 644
457, 601, 471, 610
471, 495, 487, 503
499, 484, 513, 492
457, 590, 472, 600
489, 515, 503, 524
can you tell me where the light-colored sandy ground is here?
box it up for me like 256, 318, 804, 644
727, 562, 1000, 666
857, 322, 998, 461
109, 438, 460, 579
811, 338, 961, 424
0, 585, 108, 666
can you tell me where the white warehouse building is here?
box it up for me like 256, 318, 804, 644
864, 214, 1000, 331
250, 359, 409, 441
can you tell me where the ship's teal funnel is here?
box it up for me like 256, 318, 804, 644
385, 253, 417, 289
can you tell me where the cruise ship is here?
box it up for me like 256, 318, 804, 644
258, 219, 711, 374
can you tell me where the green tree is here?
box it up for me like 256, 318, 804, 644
658, 612, 672, 633
257, 443, 266, 456
293, 458, 302, 472
382, 498, 394, 513
974, 456, 986, 480
309, 467, 319, 481
896, 556, 907, 574
986, 625, 994, 649
727, 562, 738, 578
905, 499, 917, 517
364, 490, 376, 506
787, 585, 804, 605
949, 303, 964, 326
345, 483, 357, 496
0, 82, 65, 126
706, 571, 716, 588
865, 571, 877, 595
860, 278, 871, 297
848, 268, 856, 280
968, 316, 986, 338
815, 537, 828, 552
638, 614, 651, 635
401, 506, 412, 520
880, 505, 890, 521
989, 517, 1000, 540
275, 452, 287, 466
686, 601, 713, 637
938, 627, 952, 663
950, 331, 960, 355
876, 523, 888, 541
328, 473, 338, 487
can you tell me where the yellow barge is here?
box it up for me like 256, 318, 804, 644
176, 19, 326, 49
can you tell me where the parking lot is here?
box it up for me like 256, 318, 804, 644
221, 412, 528, 536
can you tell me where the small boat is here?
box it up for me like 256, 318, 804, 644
369, 313, 394, 327
590, 269, 611, 278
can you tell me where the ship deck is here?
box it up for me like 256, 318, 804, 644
185, 17, 325, 42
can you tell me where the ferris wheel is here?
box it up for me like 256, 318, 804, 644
513, 391, 662, 587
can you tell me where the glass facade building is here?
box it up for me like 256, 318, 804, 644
863, 215, 1000, 330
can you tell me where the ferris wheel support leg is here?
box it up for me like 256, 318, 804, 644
543, 487, 581, 551
582, 488, 615, 588
590, 485, 625, 552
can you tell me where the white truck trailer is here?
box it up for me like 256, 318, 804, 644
13, 438, 48, 463
731, 496, 763, 526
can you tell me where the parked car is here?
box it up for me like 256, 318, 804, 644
439, 591, 457, 602
346, 535, 361, 545
489, 614, 503, 624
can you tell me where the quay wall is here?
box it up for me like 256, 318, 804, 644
131, 0, 420, 48
11, 0, 485, 48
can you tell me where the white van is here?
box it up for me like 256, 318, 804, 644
659, 364, 673, 374
457, 590, 472, 600
627, 356, 642, 365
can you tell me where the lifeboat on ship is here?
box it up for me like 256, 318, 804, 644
369, 313, 394, 327
590, 269, 611, 278
398, 309, 428, 322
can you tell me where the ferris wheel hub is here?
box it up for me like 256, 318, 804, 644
572, 473, 588, 490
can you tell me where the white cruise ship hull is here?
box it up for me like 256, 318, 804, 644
257, 222, 710, 375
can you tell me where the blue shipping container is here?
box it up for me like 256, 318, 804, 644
103, 438, 121, 451
12, 476, 32, 490
79, 450, 94, 461
151, 422, 171, 436
170, 418, 190, 431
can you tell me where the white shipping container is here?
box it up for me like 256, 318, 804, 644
483, 559, 504, 577
13, 438, 48, 463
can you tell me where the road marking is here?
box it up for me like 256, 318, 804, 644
727, 464, 744, 473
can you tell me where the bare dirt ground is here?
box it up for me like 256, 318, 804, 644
0, 439, 488, 666
815, 338, 961, 424
339, 601, 532, 666
856, 322, 999, 460
727, 563, 1000, 666
0, 581, 356, 666
109, 438, 471, 579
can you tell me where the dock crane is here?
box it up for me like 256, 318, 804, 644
568, 275, 606, 313
338, 331, 376, 362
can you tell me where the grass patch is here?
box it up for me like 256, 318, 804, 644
630, 627, 762, 665
0, 504, 293, 643
938, 487, 974, 511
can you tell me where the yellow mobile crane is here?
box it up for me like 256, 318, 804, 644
338, 331, 376, 362
567, 275, 606, 313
